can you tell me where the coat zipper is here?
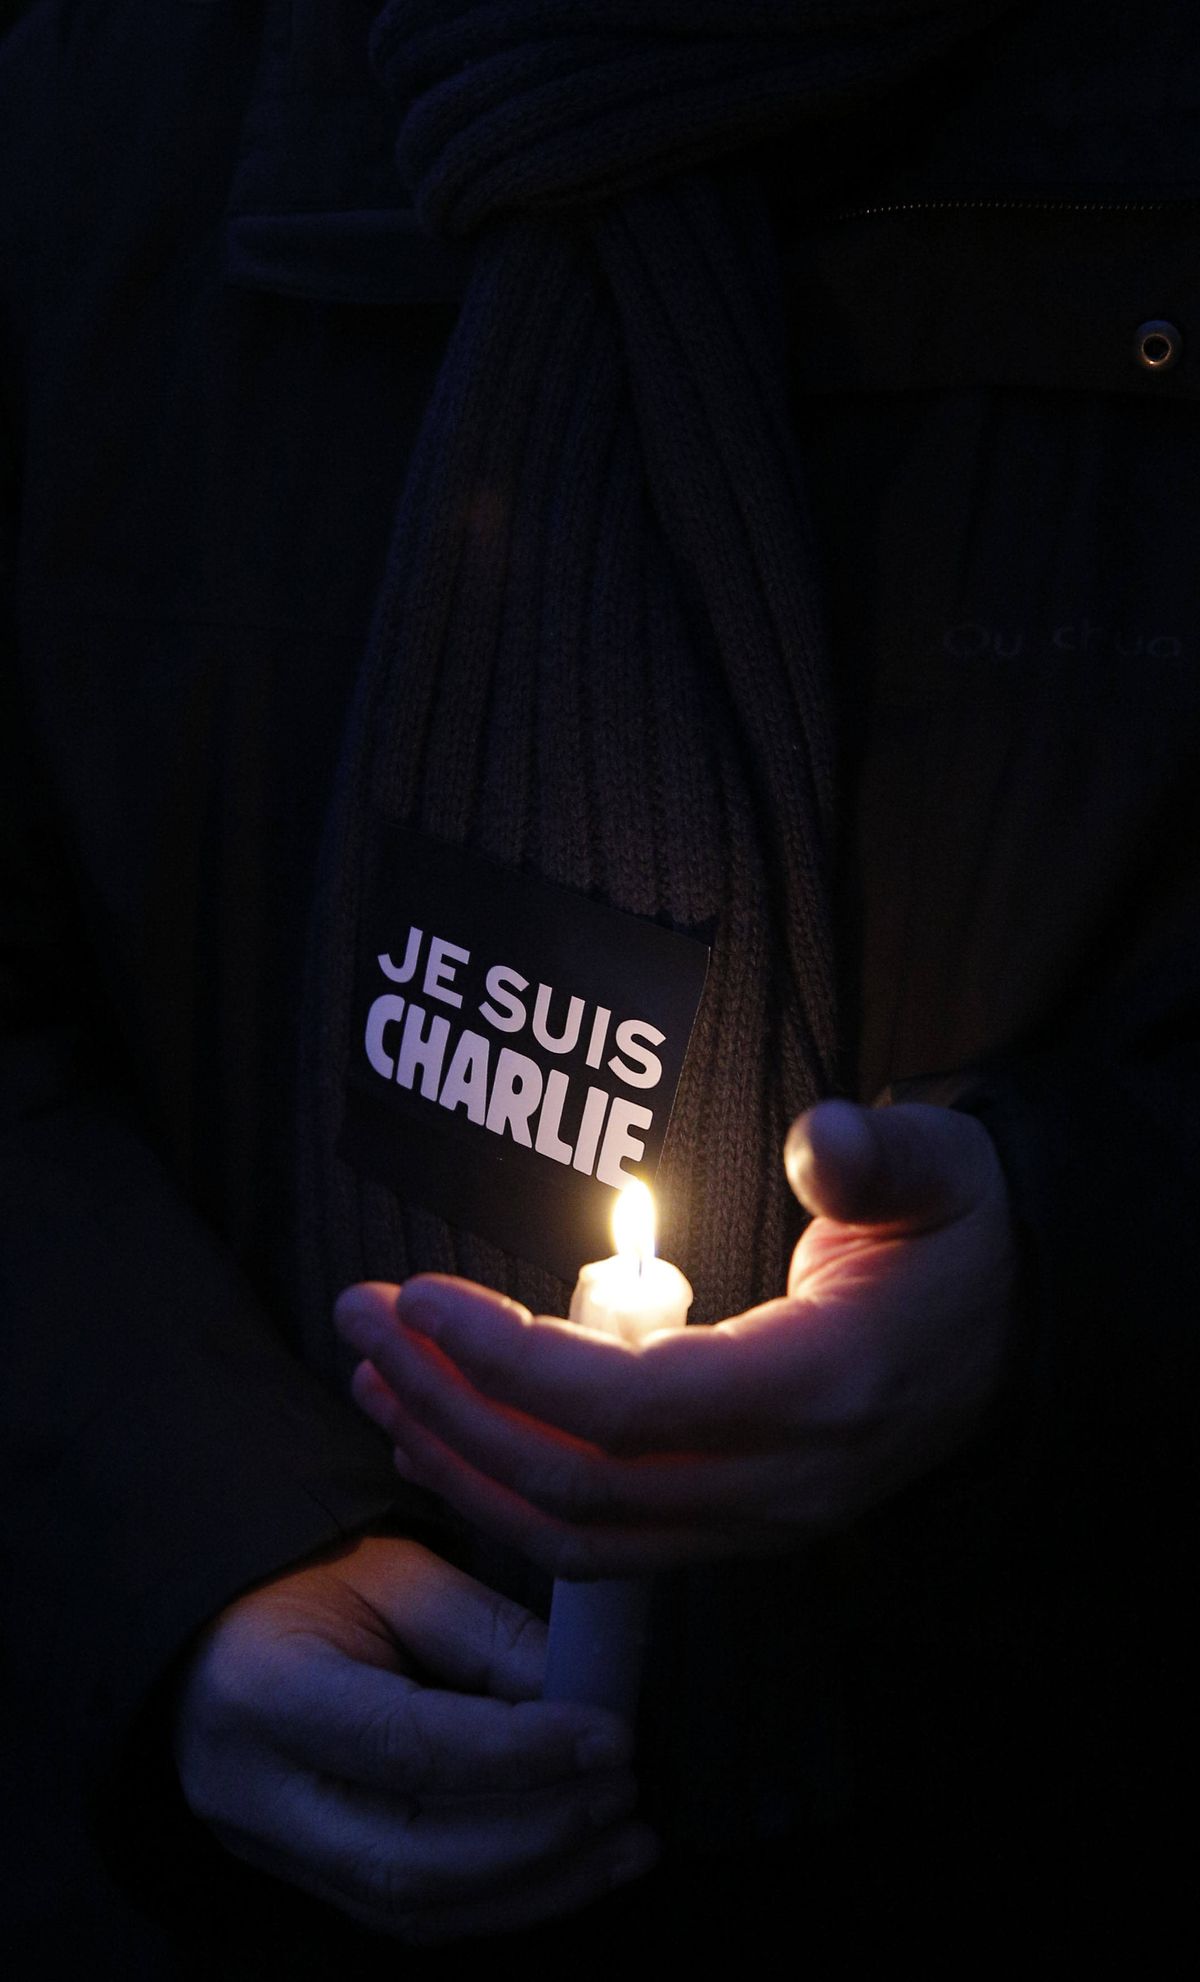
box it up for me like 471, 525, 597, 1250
835, 196, 1189, 219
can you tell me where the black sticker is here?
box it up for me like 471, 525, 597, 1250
338, 825, 710, 1281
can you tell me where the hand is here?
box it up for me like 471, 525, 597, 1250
335, 1102, 1017, 1579
174, 1535, 656, 1942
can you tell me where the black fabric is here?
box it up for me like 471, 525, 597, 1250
300, 1, 1020, 1351
1, 0, 1197, 1966
291, 6, 1027, 1865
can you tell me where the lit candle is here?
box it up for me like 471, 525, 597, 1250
568, 1179, 693, 1345
542, 1181, 692, 1717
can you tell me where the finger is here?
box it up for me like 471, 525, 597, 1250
262, 1646, 633, 1793
388, 1821, 660, 1945
304, 1514, 556, 1708
352, 1323, 835, 1528
339, 1275, 791, 1455
351, 1352, 412, 1443
219, 1811, 659, 1945
385, 1390, 845, 1535
382, 1407, 777, 1577
345, 1277, 637, 1447
230, 1755, 645, 1915
784, 1099, 999, 1232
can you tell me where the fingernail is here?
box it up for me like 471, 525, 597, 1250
576, 1725, 632, 1772
334, 1286, 386, 1337
782, 1113, 813, 1198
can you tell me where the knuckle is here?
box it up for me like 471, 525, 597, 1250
365, 1696, 431, 1788
192, 1598, 306, 1721
487, 1594, 543, 1672
184, 1635, 270, 1741
356, 1837, 418, 1912
209, 1661, 269, 1731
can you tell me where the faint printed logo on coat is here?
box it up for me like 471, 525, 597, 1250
941, 618, 1186, 663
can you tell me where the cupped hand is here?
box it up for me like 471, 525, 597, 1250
336, 1101, 1017, 1578
174, 1535, 655, 1942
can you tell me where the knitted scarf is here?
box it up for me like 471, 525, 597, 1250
296, 0, 1010, 1365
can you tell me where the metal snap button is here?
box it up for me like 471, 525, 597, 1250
1135, 319, 1181, 372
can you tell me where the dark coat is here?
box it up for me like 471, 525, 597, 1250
2, 0, 1196, 1966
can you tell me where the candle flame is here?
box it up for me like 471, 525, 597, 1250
612, 1178, 656, 1266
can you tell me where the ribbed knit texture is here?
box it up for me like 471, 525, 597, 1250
296, 1, 1006, 1361
288, 0, 1015, 1848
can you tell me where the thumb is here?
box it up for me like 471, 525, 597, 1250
339, 1536, 549, 1703
783, 1098, 1000, 1233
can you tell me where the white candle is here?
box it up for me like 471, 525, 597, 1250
568, 1179, 693, 1345
543, 1181, 692, 1718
